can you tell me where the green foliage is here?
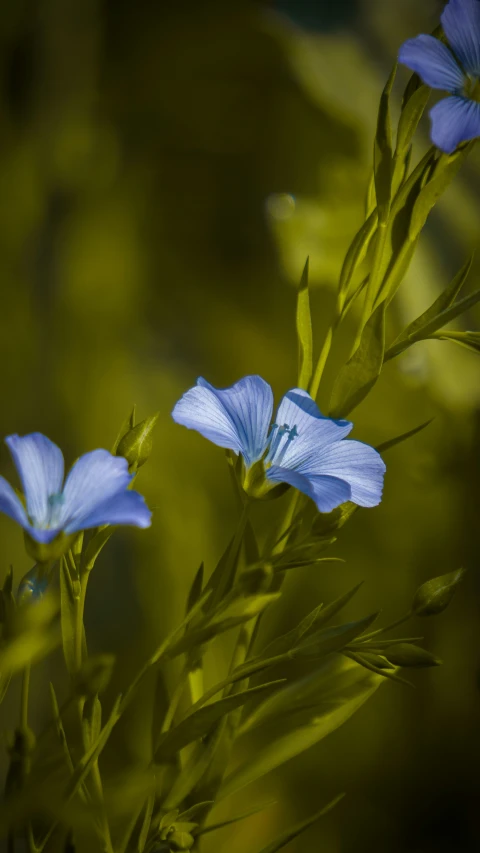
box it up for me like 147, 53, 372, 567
220, 658, 383, 799
329, 302, 386, 418
0, 13, 477, 851
296, 257, 313, 390
254, 794, 344, 853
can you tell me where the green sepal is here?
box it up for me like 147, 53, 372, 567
111, 405, 136, 454
24, 530, 78, 564
412, 568, 466, 616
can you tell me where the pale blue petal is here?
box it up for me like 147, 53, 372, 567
266, 466, 352, 513
172, 375, 273, 466
429, 95, 480, 153
0, 475, 29, 528
270, 388, 353, 469
60, 450, 132, 530
299, 439, 386, 508
65, 490, 151, 533
398, 35, 465, 92
5, 434, 64, 527
441, 0, 480, 75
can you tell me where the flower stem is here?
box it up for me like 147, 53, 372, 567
20, 665, 30, 732
358, 610, 413, 642
74, 571, 89, 672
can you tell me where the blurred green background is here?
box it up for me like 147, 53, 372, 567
1, 0, 480, 850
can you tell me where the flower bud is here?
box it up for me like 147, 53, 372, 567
384, 643, 441, 668
17, 566, 49, 605
412, 568, 466, 617
74, 654, 115, 697
116, 413, 159, 470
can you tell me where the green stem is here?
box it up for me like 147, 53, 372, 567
75, 572, 89, 672
309, 326, 333, 402
20, 665, 30, 732
358, 610, 412, 642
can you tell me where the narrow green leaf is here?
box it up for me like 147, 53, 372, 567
186, 563, 205, 614
220, 658, 382, 798
83, 526, 114, 572
387, 255, 474, 356
409, 146, 470, 240
162, 719, 227, 809
376, 419, 433, 454
295, 613, 379, 658
198, 801, 275, 836
431, 330, 480, 353
60, 557, 77, 675
302, 582, 364, 630
137, 793, 155, 853
395, 85, 430, 158
339, 211, 377, 295
254, 794, 344, 853
260, 606, 324, 659
374, 64, 396, 220
296, 257, 313, 390
155, 680, 285, 761
168, 593, 281, 658
329, 301, 386, 418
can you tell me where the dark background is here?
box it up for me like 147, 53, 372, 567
0, 1, 479, 850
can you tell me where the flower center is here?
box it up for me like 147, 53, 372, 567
44, 492, 65, 529
265, 423, 299, 467
463, 75, 480, 102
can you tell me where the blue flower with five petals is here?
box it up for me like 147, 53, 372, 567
172, 376, 386, 513
399, 0, 480, 153
0, 434, 152, 548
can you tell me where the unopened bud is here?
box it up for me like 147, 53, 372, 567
412, 568, 466, 617
384, 643, 441, 668
116, 413, 159, 470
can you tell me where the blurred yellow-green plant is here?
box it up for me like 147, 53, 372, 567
1, 1, 480, 852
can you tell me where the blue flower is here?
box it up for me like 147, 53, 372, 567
399, 0, 480, 153
0, 433, 152, 545
172, 376, 386, 513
